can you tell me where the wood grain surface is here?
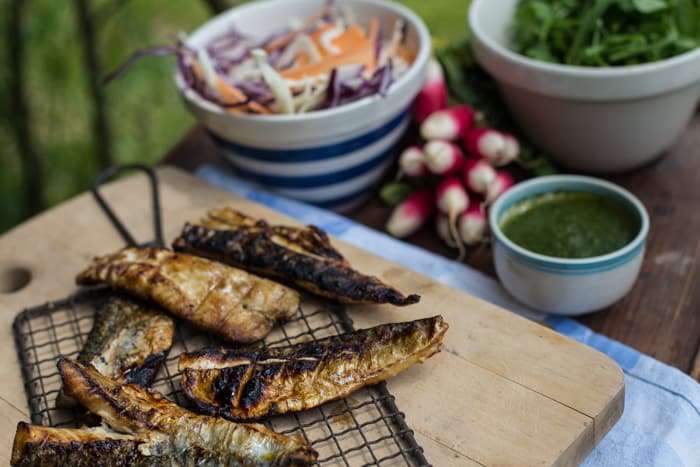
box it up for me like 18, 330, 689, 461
164, 112, 700, 379
0, 167, 623, 466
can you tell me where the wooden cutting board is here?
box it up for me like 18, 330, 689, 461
0, 167, 623, 466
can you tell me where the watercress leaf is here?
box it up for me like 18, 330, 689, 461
529, 1, 553, 22
380, 182, 415, 206
615, 0, 636, 12
632, 0, 668, 14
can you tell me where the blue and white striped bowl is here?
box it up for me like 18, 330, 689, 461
489, 175, 650, 315
176, 0, 430, 212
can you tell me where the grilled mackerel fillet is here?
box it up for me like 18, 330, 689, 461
76, 247, 300, 343
172, 208, 420, 306
13, 358, 317, 466
57, 295, 175, 407
12, 423, 170, 466
179, 316, 447, 421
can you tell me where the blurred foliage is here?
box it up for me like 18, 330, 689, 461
0, 0, 468, 233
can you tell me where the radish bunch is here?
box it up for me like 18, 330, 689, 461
384, 58, 518, 259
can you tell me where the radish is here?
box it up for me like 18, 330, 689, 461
420, 105, 475, 141
500, 133, 521, 166
423, 140, 464, 176
413, 58, 448, 124
385, 188, 434, 238
436, 177, 469, 260
486, 171, 514, 204
435, 213, 458, 248
397, 146, 427, 178
459, 204, 488, 246
463, 157, 497, 194
463, 127, 505, 160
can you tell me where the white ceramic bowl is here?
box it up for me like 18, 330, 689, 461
469, 0, 700, 173
489, 175, 649, 315
176, 0, 430, 212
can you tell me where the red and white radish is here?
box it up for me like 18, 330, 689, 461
420, 105, 475, 141
459, 204, 488, 246
385, 188, 434, 238
413, 58, 448, 124
486, 171, 514, 204
436, 177, 470, 260
463, 157, 497, 194
500, 133, 520, 166
423, 140, 464, 176
463, 127, 505, 159
397, 146, 427, 178
463, 128, 521, 166
435, 213, 458, 248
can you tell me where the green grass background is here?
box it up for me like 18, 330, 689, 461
0, 0, 469, 233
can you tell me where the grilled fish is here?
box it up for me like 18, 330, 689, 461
11, 423, 169, 466
34, 358, 318, 466
56, 295, 175, 407
172, 208, 420, 306
179, 316, 447, 421
76, 247, 300, 343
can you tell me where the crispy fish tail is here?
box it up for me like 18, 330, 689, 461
58, 358, 317, 466
179, 315, 447, 421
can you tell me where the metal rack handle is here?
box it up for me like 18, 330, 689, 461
91, 164, 164, 247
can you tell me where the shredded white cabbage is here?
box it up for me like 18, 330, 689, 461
252, 48, 294, 114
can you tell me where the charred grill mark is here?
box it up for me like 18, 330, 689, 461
173, 211, 420, 306
261, 362, 284, 379
124, 351, 168, 387
213, 365, 249, 407
239, 375, 268, 409
180, 316, 448, 420
287, 358, 320, 374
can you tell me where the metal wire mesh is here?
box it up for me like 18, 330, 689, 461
13, 287, 430, 466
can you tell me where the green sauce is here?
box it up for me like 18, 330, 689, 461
500, 192, 640, 259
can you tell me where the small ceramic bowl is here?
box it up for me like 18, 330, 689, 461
489, 175, 649, 315
176, 0, 431, 212
468, 0, 700, 173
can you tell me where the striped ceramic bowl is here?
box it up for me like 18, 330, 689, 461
176, 0, 431, 212
489, 175, 650, 315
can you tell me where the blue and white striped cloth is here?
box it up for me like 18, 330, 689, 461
197, 165, 700, 467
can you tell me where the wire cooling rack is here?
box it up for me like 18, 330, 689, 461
13, 287, 430, 467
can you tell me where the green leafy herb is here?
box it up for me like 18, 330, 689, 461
380, 181, 416, 206
512, 0, 700, 66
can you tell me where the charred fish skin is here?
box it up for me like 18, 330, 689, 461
57, 358, 318, 466
179, 316, 448, 421
57, 296, 174, 408
11, 423, 168, 467
76, 247, 300, 343
172, 207, 420, 306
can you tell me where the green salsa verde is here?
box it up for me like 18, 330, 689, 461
499, 192, 640, 259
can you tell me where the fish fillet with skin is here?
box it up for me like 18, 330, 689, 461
172, 207, 420, 306
11, 358, 318, 466
11, 423, 171, 467
76, 247, 300, 343
179, 315, 448, 421
56, 295, 175, 408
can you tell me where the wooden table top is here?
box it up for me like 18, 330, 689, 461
164, 113, 700, 382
